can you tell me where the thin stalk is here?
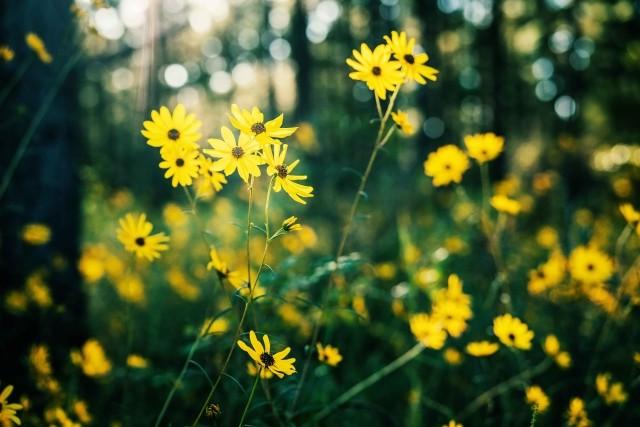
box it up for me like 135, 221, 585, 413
307, 342, 425, 424
0, 57, 33, 107
237, 369, 262, 427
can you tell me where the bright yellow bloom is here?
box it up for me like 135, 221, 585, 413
114, 275, 146, 305
116, 213, 169, 261
543, 335, 560, 356
158, 143, 200, 187
228, 104, 297, 146
464, 132, 504, 164
317, 343, 343, 367
204, 126, 262, 183
409, 313, 447, 349
25, 33, 52, 63
490, 195, 521, 215
196, 156, 227, 197
78, 245, 106, 283
555, 351, 572, 369
384, 31, 438, 85
568, 245, 614, 284
237, 331, 296, 378
22, 223, 51, 245
141, 104, 201, 154
29, 344, 52, 377
0, 45, 15, 62
126, 354, 149, 369
247, 362, 274, 379
493, 314, 534, 350
346, 43, 404, 100
424, 145, 470, 186
527, 250, 566, 295
25, 273, 52, 308
619, 203, 640, 224
72, 400, 92, 424
525, 386, 550, 413
442, 421, 462, 427
537, 226, 559, 248
432, 299, 472, 338
443, 348, 463, 365
74, 339, 112, 378
596, 373, 627, 405
206, 247, 244, 288
567, 397, 591, 427
201, 317, 229, 336
0, 385, 23, 426
281, 216, 302, 232
465, 341, 499, 357
264, 144, 314, 204
391, 110, 415, 136
162, 203, 188, 228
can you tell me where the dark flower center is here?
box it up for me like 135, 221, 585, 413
231, 146, 245, 158
176, 158, 185, 167
275, 164, 288, 179
168, 128, 180, 140
586, 263, 594, 271
404, 54, 415, 64
372, 66, 382, 76
260, 352, 275, 367
444, 164, 452, 170
251, 122, 266, 135
135, 237, 145, 246
508, 333, 516, 342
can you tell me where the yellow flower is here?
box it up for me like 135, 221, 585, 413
78, 245, 106, 283
141, 104, 201, 154
595, 373, 627, 405
247, 362, 274, 379
201, 317, 230, 336
493, 314, 534, 350
634, 352, 640, 364
5, 291, 28, 313
0, 385, 23, 426
409, 313, 447, 349
555, 351, 572, 369
166, 268, 200, 301
391, 110, 415, 136
424, 145, 470, 187
317, 343, 343, 367
204, 126, 262, 183
206, 247, 244, 288
25, 273, 52, 308
567, 397, 591, 427
537, 226, 559, 248
346, 43, 404, 100
443, 348, 463, 365
432, 299, 472, 338
528, 250, 566, 295
75, 339, 112, 378
237, 331, 296, 378
543, 335, 560, 356
196, 156, 227, 197
490, 195, 521, 215
158, 143, 200, 187
442, 421, 462, 427
465, 341, 499, 357
116, 213, 169, 261
568, 245, 614, 284
281, 216, 302, 232
228, 104, 297, 146
72, 400, 92, 424
25, 32, 52, 63
114, 275, 146, 305
0, 45, 15, 62
29, 344, 52, 377
619, 203, 640, 224
126, 354, 149, 369
463, 132, 504, 164
384, 31, 438, 84
22, 223, 51, 245
163, 203, 188, 228
263, 144, 314, 204
525, 385, 550, 413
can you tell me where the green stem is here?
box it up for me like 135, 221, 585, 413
237, 369, 262, 427
0, 57, 33, 107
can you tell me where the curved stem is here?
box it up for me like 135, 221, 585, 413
237, 369, 262, 427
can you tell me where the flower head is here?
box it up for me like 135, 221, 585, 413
196, 156, 227, 197
317, 343, 343, 367
204, 127, 262, 183
73, 339, 112, 378
619, 203, 640, 224
491, 195, 521, 215
0, 385, 23, 425
409, 313, 447, 349
346, 43, 404, 100
228, 105, 297, 146
22, 223, 51, 245
25, 33, 52, 63
116, 213, 169, 261
237, 331, 296, 378
464, 133, 504, 164
442, 421, 462, 427
596, 373, 628, 405
493, 314, 534, 350
568, 245, 614, 284
384, 31, 438, 84
424, 145, 470, 187
465, 341, 499, 357
567, 397, 591, 427
264, 144, 314, 204
141, 104, 202, 153
282, 216, 302, 232
206, 247, 244, 288
391, 110, 415, 136
525, 385, 550, 413
158, 143, 200, 187
0, 45, 15, 62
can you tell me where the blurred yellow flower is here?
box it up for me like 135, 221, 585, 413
0, 45, 15, 62
555, 351, 572, 369
247, 362, 273, 379
384, 31, 438, 85
391, 110, 415, 136
237, 331, 296, 378
29, 344, 52, 377
346, 42, 404, 100
536, 226, 559, 248
206, 247, 244, 288
141, 104, 201, 154
228, 104, 297, 146
264, 144, 314, 204
595, 373, 627, 405
409, 313, 447, 349
464, 132, 504, 164
493, 314, 534, 350
568, 245, 614, 284
527, 250, 566, 295
424, 145, 470, 186
126, 354, 149, 369
73, 400, 92, 423
525, 385, 550, 413
0, 385, 23, 426
22, 223, 51, 245
490, 195, 521, 215
443, 348, 463, 365
619, 203, 640, 224
567, 397, 590, 427
465, 341, 499, 357
196, 156, 227, 197
25, 273, 52, 308
317, 343, 343, 367
204, 126, 262, 183
543, 334, 560, 356
78, 245, 106, 283
158, 143, 200, 187
25, 32, 52, 63
5, 290, 28, 313
116, 213, 169, 261
75, 339, 112, 378
201, 317, 230, 336
162, 203, 188, 228
166, 268, 200, 301
114, 275, 146, 305
442, 421, 462, 427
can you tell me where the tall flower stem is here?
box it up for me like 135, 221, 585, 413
237, 368, 262, 427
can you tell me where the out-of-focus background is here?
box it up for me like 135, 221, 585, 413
1, 0, 639, 426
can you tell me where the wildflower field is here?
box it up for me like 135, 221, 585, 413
2, 1, 640, 426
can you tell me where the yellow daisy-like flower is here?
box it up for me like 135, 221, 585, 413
317, 343, 343, 367
29, 344, 52, 377
346, 43, 404, 100
491, 195, 521, 215
141, 104, 202, 154
0, 45, 15, 62
116, 213, 169, 261
493, 314, 534, 350
424, 145, 470, 187
228, 104, 297, 146
204, 127, 262, 183
465, 340, 499, 357
281, 216, 302, 232
0, 385, 23, 426
555, 351, 572, 369
158, 143, 200, 187
25, 32, 52, 63
409, 313, 447, 349
384, 31, 438, 85
22, 223, 51, 245
619, 203, 640, 224
567, 397, 590, 427
525, 385, 550, 413
596, 373, 628, 405
247, 362, 274, 379
568, 245, 614, 284
206, 247, 244, 288
264, 144, 314, 204
74, 339, 112, 378
391, 110, 415, 136
543, 335, 560, 357
237, 330, 296, 378
196, 156, 227, 196
464, 132, 504, 164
